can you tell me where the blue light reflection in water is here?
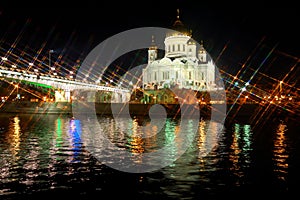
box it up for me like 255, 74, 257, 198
68, 118, 82, 161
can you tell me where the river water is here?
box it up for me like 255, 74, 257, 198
0, 112, 299, 199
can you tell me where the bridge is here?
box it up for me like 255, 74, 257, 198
0, 66, 130, 102
0, 40, 132, 103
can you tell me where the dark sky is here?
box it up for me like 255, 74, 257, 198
0, 1, 299, 85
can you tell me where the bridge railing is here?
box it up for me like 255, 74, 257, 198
0, 67, 130, 93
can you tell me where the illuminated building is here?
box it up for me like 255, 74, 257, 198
142, 9, 217, 92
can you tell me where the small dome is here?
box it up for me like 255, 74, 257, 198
187, 38, 196, 45
149, 60, 159, 67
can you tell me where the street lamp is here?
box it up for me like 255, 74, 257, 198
48, 50, 54, 100
15, 84, 19, 100
279, 81, 283, 93
49, 50, 54, 74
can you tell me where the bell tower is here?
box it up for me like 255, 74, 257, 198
198, 40, 207, 63
148, 35, 157, 64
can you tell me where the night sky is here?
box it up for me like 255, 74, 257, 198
0, 1, 299, 88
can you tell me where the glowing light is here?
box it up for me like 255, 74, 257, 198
11, 116, 21, 159
55, 118, 63, 148
273, 122, 288, 180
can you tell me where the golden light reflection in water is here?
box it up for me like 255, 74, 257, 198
197, 120, 206, 161
273, 121, 288, 181
11, 116, 21, 160
230, 124, 241, 174
128, 119, 145, 164
197, 120, 220, 160
197, 120, 207, 169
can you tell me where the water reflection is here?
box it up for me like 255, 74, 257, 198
198, 120, 222, 159
55, 118, 63, 148
0, 116, 22, 189
0, 114, 297, 198
11, 116, 21, 160
229, 123, 252, 179
158, 120, 224, 199
127, 119, 144, 164
68, 118, 82, 162
273, 121, 288, 181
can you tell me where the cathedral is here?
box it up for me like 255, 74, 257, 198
142, 10, 217, 93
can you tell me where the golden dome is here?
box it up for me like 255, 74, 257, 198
167, 9, 191, 37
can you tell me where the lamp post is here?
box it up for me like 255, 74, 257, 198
279, 81, 283, 93
48, 50, 54, 100
49, 50, 54, 74
15, 84, 19, 100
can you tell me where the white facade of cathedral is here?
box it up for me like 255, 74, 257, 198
142, 11, 217, 92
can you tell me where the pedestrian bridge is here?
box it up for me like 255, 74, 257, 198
0, 66, 131, 102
